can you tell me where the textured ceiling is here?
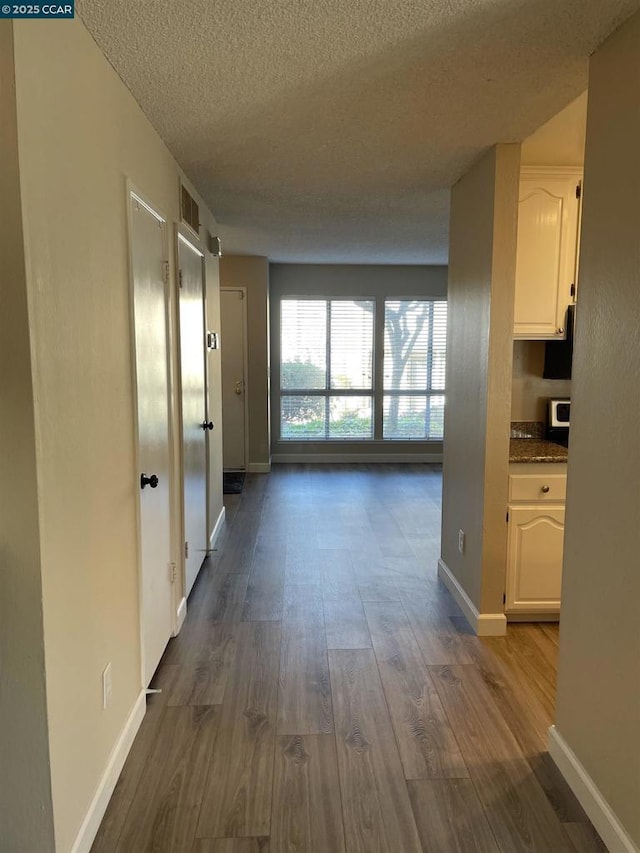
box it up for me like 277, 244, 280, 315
78, 0, 639, 263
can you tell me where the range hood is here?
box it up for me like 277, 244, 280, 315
543, 304, 575, 380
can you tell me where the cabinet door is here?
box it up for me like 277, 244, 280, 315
514, 172, 580, 339
506, 505, 565, 612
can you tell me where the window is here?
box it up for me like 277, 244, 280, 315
280, 299, 374, 439
383, 300, 447, 439
278, 297, 447, 441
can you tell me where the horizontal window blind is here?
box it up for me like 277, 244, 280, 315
330, 301, 373, 389
281, 300, 327, 390
383, 300, 447, 439
280, 299, 374, 439
278, 297, 447, 442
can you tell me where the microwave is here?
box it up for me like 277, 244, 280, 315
549, 399, 570, 428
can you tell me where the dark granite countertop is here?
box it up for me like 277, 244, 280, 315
509, 438, 568, 463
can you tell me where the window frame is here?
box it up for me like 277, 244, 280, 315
382, 299, 447, 440
273, 293, 447, 445
279, 297, 376, 440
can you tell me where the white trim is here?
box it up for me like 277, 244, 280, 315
241, 289, 250, 473
129, 191, 166, 223
70, 691, 146, 853
271, 453, 442, 464
548, 727, 639, 853
209, 505, 226, 547
520, 165, 584, 179
474, 613, 507, 635
175, 225, 209, 600
174, 596, 187, 635
247, 462, 272, 473
162, 512, 221, 641
126, 182, 174, 689
220, 287, 250, 471
177, 231, 204, 257
437, 558, 507, 636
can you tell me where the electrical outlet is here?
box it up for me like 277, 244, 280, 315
102, 663, 112, 710
458, 529, 465, 555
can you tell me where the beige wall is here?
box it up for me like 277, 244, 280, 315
554, 12, 640, 846
441, 144, 519, 614
520, 91, 587, 168
10, 17, 221, 851
0, 23, 55, 852
511, 340, 571, 423
220, 256, 271, 468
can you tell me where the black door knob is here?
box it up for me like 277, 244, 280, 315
201, 421, 214, 431
140, 473, 159, 489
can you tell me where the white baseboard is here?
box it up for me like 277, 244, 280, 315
209, 504, 226, 548
271, 453, 443, 464
174, 596, 187, 636
548, 726, 639, 853
247, 462, 271, 473
437, 558, 507, 636
70, 691, 146, 853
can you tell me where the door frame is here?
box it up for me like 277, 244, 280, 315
174, 225, 208, 595
125, 180, 180, 687
221, 286, 250, 472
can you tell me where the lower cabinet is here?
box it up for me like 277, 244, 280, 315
506, 504, 565, 613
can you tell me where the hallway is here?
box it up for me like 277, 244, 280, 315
92, 465, 605, 852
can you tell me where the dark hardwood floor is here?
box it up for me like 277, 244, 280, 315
92, 464, 607, 852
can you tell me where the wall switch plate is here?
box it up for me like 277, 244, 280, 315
458, 529, 465, 555
102, 663, 112, 709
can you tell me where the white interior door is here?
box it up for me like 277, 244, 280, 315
129, 191, 173, 686
221, 288, 247, 471
177, 232, 208, 596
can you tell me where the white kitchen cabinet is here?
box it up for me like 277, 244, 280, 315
506, 504, 565, 613
514, 167, 582, 339
506, 464, 567, 616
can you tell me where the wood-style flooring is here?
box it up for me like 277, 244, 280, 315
93, 464, 607, 853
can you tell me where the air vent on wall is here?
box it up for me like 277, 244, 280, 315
180, 184, 200, 234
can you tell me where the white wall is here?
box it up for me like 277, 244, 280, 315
9, 17, 222, 851
269, 263, 448, 459
554, 11, 640, 847
440, 144, 519, 619
0, 23, 55, 853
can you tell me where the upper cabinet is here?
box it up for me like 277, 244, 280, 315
513, 167, 582, 339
